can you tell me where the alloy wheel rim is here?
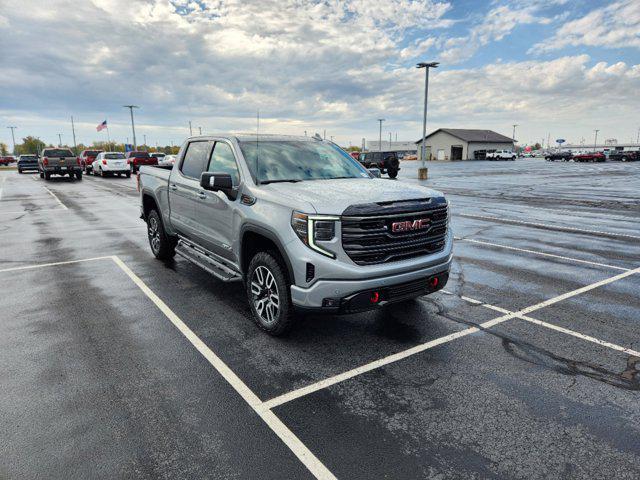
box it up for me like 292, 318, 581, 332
251, 266, 280, 324
148, 217, 161, 253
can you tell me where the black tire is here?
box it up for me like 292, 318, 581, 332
18, 169, 22, 174
39, 170, 44, 178
100, 168, 106, 178
622, 156, 628, 162
147, 209, 176, 260
246, 251, 294, 336
76, 171, 82, 180
125, 171, 131, 178
44, 172, 50, 180
387, 168, 398, 179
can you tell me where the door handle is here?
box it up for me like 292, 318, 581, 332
170, 183, 178, 191
197, 191, 207, 199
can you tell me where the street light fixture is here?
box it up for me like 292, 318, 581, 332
417, 61, 439, 173
123, 105, 140, 150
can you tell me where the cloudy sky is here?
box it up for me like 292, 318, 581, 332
1, 0, 639, 148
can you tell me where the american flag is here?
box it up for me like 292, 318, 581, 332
96, 120, 107, 132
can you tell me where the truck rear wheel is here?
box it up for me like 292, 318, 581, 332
147, 209, 176, 260
246, 251, 294, 336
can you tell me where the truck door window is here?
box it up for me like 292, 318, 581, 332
208, 142, 240, 185
181, 141, 212, 179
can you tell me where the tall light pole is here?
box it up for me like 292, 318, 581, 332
389, 132, 392, 149
57, 133, 63, 147
143, 134, 147, 150
636, 127, 639, 144
6, 126, 17, 155
512, 124, 518, 143
189, 120, 193, 136
377, 119, 385, 151
70, 116, 78, 154
417, 61, 439, 168
593, 129, 599, 152
123, 105, 139, 150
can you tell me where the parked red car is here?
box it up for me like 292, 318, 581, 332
0, 155, 16, 165
126, 151, 158, 172
572, 152, 605, 162
349, 151, 360, 161
78, 150, 103, 173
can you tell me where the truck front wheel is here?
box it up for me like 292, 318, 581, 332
147, 209, 176, 260
246, 251, 294, 336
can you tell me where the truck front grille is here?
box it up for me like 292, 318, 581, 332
341, 205, 448, 266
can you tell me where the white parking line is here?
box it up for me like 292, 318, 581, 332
262, 266, 640, 410
111, 257, 336, 480
42, 186, 68, 210
0, 255, 112, 273
465, 298, 640, 358
459, 213, 640, 241
457, 237, 630, 271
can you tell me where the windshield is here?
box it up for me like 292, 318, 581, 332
105, 153, 125, 159
131, 152, 150, 158
85, 150, 101, 156
44, 149, 73, 157
238, 140, 369, 183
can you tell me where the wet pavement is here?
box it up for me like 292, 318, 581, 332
1, 158, 639, 479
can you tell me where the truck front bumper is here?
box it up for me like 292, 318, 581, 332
290, 255, 452, 312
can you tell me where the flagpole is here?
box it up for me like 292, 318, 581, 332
106, 120, 111, 150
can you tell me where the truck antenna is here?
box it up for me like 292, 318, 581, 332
256, 109, 260, 185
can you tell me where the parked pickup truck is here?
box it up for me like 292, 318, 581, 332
486, 150, 516, 160
608, 151, 639, 162
545, 151, 573, 162
39, 148, 82, 180
357, 151, 400, 178
17, 154, 39, 173
126, 151, 158, 172
139, 134, 452, 335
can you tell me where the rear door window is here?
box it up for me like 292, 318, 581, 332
181, 141, 213, 179
44, 149, 73, 157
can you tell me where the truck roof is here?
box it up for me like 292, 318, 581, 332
186, 134, 321, 143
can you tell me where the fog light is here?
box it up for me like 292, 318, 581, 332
322, 298, 339, 308
370, 291, 380, 303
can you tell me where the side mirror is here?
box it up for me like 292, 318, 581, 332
200, 172, 236, 200
367, 168, 381, 178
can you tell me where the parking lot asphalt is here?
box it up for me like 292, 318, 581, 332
1, 159, 639, 479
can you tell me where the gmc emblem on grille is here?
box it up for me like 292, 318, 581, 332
392, 218, 430, 233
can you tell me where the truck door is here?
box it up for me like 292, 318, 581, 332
169, 140, 213, 239
193, 140, 241, 263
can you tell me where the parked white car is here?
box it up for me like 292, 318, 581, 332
486, 149, 516, 160
158, 154, 176, 167
92, 152, 131, 177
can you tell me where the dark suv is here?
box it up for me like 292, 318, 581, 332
358, 151, 400, 178
545, 151, 573, 161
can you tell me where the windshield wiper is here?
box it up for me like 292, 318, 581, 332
260, 179, 303, 184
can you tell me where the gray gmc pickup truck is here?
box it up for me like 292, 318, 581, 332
139, 134, 452, 335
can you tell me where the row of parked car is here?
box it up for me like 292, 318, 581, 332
12, 148, 177, 180
545, 150, 639, 162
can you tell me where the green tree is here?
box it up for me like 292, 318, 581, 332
15, 136, 46, 155
0, 142, 8, 156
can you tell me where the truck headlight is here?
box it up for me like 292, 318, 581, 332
291, 211, 339, 258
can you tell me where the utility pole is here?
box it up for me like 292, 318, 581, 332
389, 132, 392, 149
70, 116, 77, 154
57, 133, 63, 147
189, 120, 193, 136
512, 124, 518, 143
546, 132, 550, 149
417, 61, 439, 170
143, 134, 147, 150
593, 129, 599, 152
123, 105, 139, 150
636, 127, 639, 144
362, 138, 365, 151
323, 129, 326, 140
6, 126, 17, 155
377, 119, 385, 151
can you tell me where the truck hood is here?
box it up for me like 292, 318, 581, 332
263, 178, 444, 215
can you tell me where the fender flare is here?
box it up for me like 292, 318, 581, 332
240, 223, 296, 284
